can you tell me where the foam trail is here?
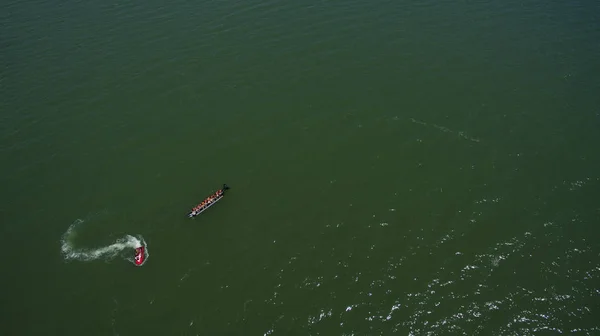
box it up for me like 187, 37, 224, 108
61, 219, 149, 265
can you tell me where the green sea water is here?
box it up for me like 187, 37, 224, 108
2, 0, 600, 335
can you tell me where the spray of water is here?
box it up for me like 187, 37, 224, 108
61, 219, 149, 265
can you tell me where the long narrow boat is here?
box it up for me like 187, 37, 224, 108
188, 184, 230, 218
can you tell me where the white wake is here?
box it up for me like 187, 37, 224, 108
61, 218, 149, 265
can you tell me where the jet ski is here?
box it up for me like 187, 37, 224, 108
188, 184, 230, 218
134, 246, 145, 266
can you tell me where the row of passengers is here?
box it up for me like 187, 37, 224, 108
193, 192, 221, 211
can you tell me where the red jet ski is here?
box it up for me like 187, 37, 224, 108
188, 184, 230, 218
134, 246, 145, 266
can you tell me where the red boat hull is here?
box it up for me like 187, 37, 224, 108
134, 246, 145, 266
